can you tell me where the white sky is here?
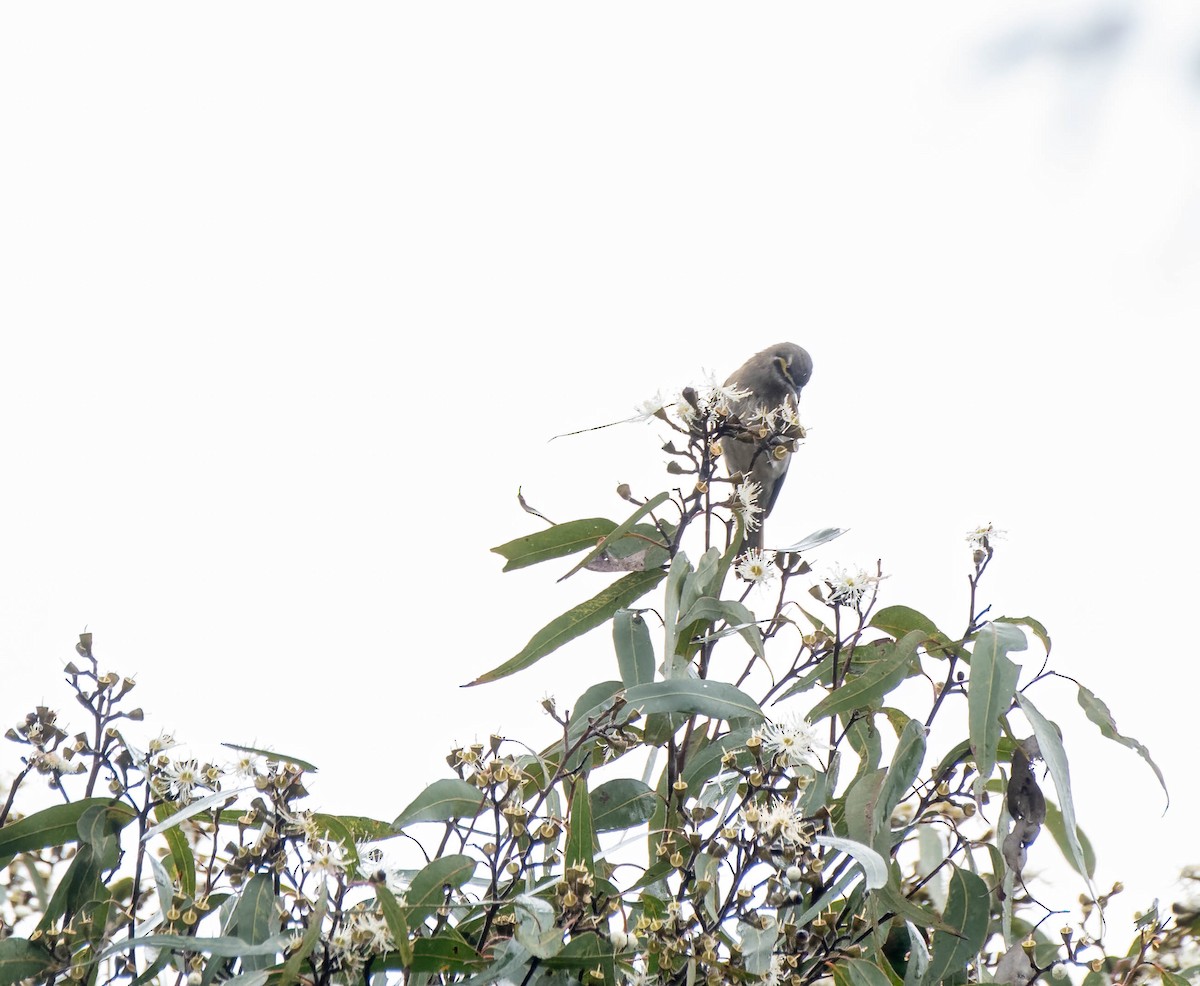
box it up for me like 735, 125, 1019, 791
2, 0, 1198, 940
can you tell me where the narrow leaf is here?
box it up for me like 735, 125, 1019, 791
469, 569, 666, 684
393, 778, 485, 829
623, 679, 764, 723
311, 813, 399, 844
677, 596, 765, 659
406, 854, 477, 925
814, 835, 888, 889
968, 622, 1024, 794
142, 787, 247, 841
279, 886, 325, 986
96, 935, 289, 961
0, 799, 135, 858
869, 607, 959, 659
925, 867, 990, 985
1017, 695, 1094, 887
995, 615, 1051, 655
903, 921, 930, 986
0, 938, 54, 986
1016, 693, 1090, 889
613, 609, 655, 687
491, 518, 617, 572
875, 718, 927, 849
375, 884, 413, 968
833, 957, 894, 986
220, 742, 318, 772
591, 778, 658, 832
779, 527, 848, 553
565, 776, 596, 876
513, 895, 563, 959
1077, 684, 1168, 810
154, 803, 196, 898
809, 630, 923, 722
559, 491, 671, 580
409, 929, 485, 973
228, 874, 279, 972
1043, 799, 1096, 880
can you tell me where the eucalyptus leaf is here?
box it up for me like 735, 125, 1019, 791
393, 778, 485, 828
809, 630, 923, 722
470, 569, 666, 684
779, 527, 848, 553
491, 518, 617, 572
623, 679, 764, 723
968, 622, 1024, 797
513, 895, 563, 959
1016, 693, 1091, 890
813, 834, 888, 889
613, 609, 655, 687
1076, 684, 1168, 811
591, 779, 657, 832
924, 867, 989, 985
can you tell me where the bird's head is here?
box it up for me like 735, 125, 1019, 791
770, 343, 813, 395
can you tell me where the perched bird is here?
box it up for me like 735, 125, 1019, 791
722, 343, 813, 551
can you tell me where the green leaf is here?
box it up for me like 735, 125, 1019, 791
375, 884, 413, 968
678, 596, 765, 659
679, 547, 723, 618
406, 854, 477, 925
833, 957, 896, 986
513, 895, 563, 959
220, 742, 318, 772
0, 799, 136, 858
662, 551, 693, 670
591, 779, 658, 832
279, 886, 325, 986
903, 921, 931, 986
613, 610, 655, 687
469, 569, 666, 684
809, 630, 924, 722
623, 679, 764, 723
1016, 693, 1090, 889
844, 714, 883, 779
0, 938, 54, 986
565, 776, 596, 876
77, 803, 122, 871
568, 681, 626, 740
870, 607, 959, 658
875, 718, 927, 850
995, 615, 1051, 655
311, 813, 400, 844
491, 518, 617, 572
739, 918, 778, 976
814, 835, 888, 889
154, 804, 196, 898
96, 935, 288, 961
968, 623, 1024, 795
393, 778, 485, 829
1044, 799, 1096, 880
842, 768, 887, 846
228, 874, 279, 972
408, 929, 485, 973
925, 867, 989, 985
1076, 684, 1168, 811
559, 491, 672, 580
38, 845, 101, 931
876, 868, 952, 934
680, 727, 755, 791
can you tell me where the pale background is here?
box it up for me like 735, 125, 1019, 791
2, 0, 1196, 940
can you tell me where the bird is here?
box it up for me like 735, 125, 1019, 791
721, 343, 813, 552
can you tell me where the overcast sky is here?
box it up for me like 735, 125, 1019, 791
2, 0, 1197, 937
